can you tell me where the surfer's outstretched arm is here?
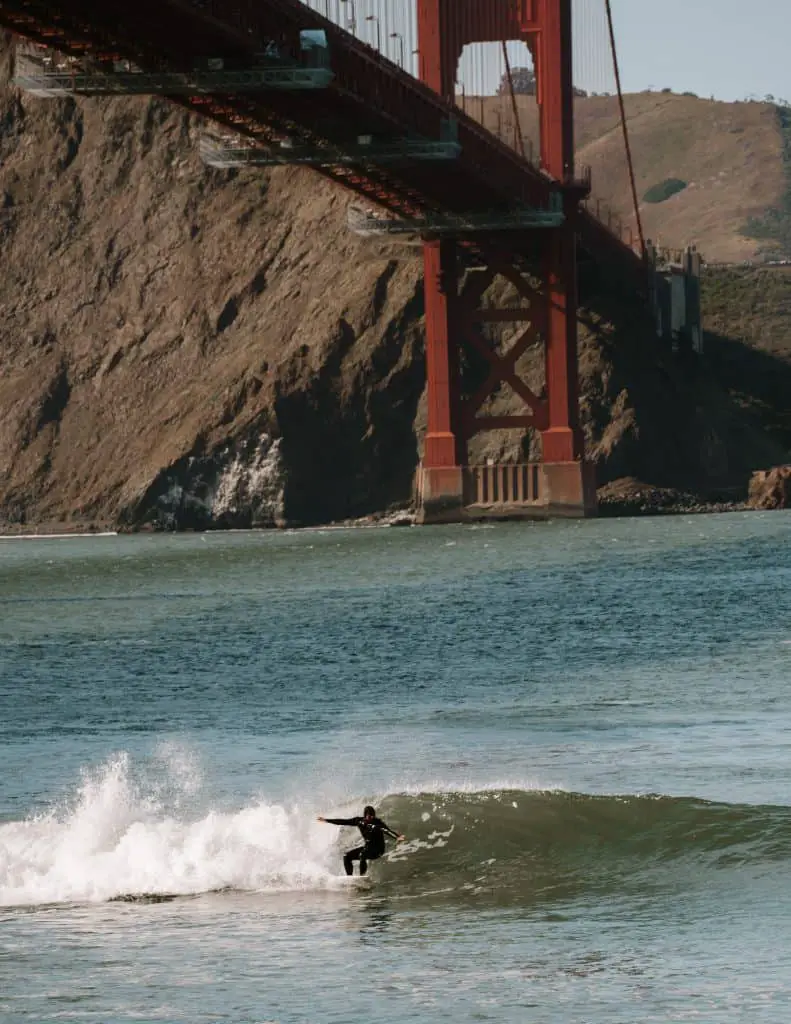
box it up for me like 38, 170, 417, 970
377, 818, 406, 841
317, 816, 359, 826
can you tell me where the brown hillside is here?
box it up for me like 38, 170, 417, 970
476, 91, 787, 263
701, 266, 791, 455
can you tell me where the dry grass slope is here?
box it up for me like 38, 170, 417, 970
477, 91, 787, 263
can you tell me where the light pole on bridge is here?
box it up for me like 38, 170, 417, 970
365, 14, 381, 53
339, 0, 356, 34
390, 31, 404, 69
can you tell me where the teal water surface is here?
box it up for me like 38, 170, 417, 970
1, 512, 790, 1023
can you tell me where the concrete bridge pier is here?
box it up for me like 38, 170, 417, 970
540, 460, 598, 518
417, 463, 596, 524
416, 466, 466, 524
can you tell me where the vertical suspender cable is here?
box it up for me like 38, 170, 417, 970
480, 46, 486, 125
461, 3, 468, 109
473, 34, 480, 121
604, 0, 645, 257
406, 0, 413, 78
501, 40, 526, 159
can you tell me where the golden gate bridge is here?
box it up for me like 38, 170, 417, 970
0, 0, 700, 520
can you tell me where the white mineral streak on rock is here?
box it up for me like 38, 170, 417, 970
211, 436, 284, 526
148, 435, 285, 528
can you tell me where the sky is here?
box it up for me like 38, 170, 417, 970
300, 0, 789, 103
610, 0, 790, 102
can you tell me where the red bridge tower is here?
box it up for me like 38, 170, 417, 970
416, 0, 596, 520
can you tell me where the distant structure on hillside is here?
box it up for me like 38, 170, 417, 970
648, 244, 703, 354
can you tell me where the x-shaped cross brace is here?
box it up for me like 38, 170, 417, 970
457, 257, 549, 436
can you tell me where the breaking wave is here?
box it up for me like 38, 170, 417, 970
376, 788, 791, 903
2, 754, 790, 908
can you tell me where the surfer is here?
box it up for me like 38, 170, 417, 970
318, 805, 406, 876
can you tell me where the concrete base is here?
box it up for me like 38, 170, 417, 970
415, 465, 465, 524
416, 460, 597, 522
462, 503, 548, 522
541, 460, 598, 517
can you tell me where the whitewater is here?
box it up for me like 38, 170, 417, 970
2, 513, 791, 1023
0, 753, 468, 906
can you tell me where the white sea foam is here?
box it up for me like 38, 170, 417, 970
0, 754, 346, 907
0, 532, 118, 540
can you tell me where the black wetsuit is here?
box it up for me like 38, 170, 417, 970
323, 816, 400, 875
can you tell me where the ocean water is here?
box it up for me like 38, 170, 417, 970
1, 511, 790, 1023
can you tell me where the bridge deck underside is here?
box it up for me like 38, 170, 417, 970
0, 0, 644, 286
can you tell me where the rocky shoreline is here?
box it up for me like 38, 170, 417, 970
596, 487, 749, 518
4, 490, 790, 538
4, 467, 791, 537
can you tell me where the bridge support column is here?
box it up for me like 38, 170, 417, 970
540, 224, 597, 517
417, 239, 465, 523
414, 0, 597, 522
535, 0, 597, 517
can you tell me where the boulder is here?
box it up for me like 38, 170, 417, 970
747, 466, 791, 510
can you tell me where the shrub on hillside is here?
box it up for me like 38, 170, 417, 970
496, 66, 587, 98
498, 66, 535, 96
643, 178, 688, 204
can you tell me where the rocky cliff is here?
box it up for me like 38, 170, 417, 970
1, 34, 788, 530
748, 466, 791, 510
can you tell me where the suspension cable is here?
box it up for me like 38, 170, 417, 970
604, 0, 646, 258
501, 40, 526, 160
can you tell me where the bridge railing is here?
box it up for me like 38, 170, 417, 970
298, 0, 420, 75
581, 196, 639, 253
